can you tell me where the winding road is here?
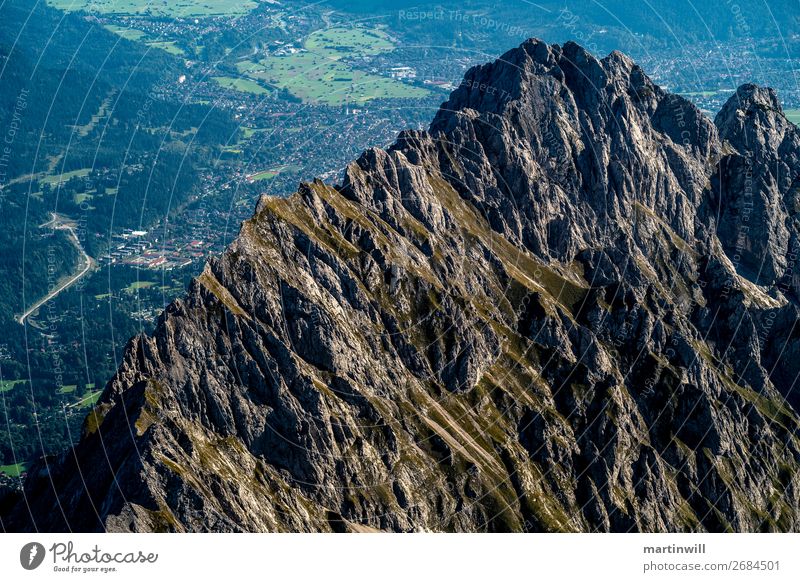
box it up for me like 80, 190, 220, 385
17, 214, 95, 325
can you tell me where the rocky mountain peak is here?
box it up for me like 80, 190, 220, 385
3, 40, 800, 533
427, 37, 719, 263
716, 83, 791, 153
432, 39, 655, 124
707, 84, 800, 287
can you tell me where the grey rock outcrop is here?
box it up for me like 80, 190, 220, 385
3, 39, 800, 533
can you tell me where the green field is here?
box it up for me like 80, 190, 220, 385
105, 26, 185, 55
104, 24, 147, 41
785, 109, 800, 125
305, 26, 394, 56
247, 54, 428, 104
147, 40, 185, 56
249, 170, 277, 181
0, 463, 26, 478
212, 76, 270, 95
247, 164, 299, 179
239, 26, 429, 105
49, 0, 257, 17
41, 168, 92, 187
235, 60, 262, 74
242, 127, 267, 139
125, 281, 157, 292
58, 384, 77, 394
72, 390, 103, 410
0, 379, 26, 393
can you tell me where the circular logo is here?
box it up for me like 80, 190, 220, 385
19, 542, 46, 570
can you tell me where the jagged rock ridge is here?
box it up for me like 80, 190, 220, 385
3, 39, 800, 532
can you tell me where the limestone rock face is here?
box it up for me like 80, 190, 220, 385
4, 39, 800, 533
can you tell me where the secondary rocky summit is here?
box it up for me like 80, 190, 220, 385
3, 39, 800, 532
